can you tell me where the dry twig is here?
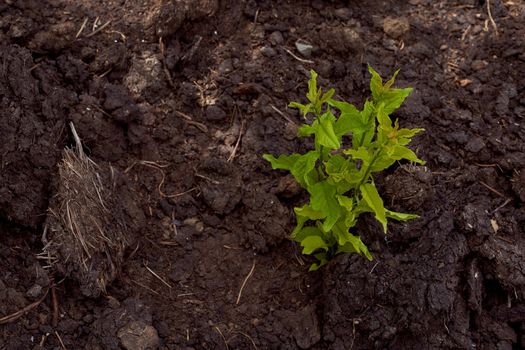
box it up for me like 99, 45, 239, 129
233, 331, 258, 350
195, 172, 221, 185
283, 48, 314, 64
125, 161, 197, 198
270, 104, 296, 125
236, 261, 256, 305
144, 260, 172, 289
86, 20, 111, 38
214, 326, 229, 350
159, 37, 176, 90
55, 331, 67, 350
182, 36, 202, 62
0, 289, 49, 325
51, 283, 59, 327
486, 0, 499, 35
479, 181, 505, 198
131, 279, 161, 296
492, 198, 512, 214
75, 18, 88, 38
175, 111, 208, 132
227, 119, 245, 162
369, 261, 379, 275
39, 333, 49, 347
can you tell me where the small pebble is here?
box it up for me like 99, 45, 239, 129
218, 58, 233, 74
107, 295, 121, 309
26, 284, 42, 299
334, 8, 352, 21
383, 17, 410, 38
295, 40, 313, 58
457, 109, 473, 121
268, 31, 284, 45
311, 0, 323, 10
260, 46, 276, 57
465, 137, 485, 153
316, 60, 332, 77
118, 321, 160, 350
205, 105, 227, 121
471, 60, 488, 71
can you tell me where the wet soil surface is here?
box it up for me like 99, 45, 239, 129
1, 0, 525, 349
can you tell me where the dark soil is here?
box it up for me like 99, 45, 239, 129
1, 0, 525, 349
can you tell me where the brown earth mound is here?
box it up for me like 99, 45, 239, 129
0, 0, 524, 349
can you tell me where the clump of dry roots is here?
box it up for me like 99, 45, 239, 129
42, 123, 141, 297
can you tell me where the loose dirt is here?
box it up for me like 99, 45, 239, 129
1, 0, 524, 349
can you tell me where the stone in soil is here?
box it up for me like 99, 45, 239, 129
118, 320, 160, 350
383, 17, 410, 38
205, 105, 227, 122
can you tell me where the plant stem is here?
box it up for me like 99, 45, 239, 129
355, 148, 382, 196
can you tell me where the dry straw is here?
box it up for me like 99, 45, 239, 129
41, 123, 136, 297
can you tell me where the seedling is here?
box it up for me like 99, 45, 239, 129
264, 66, 425, 270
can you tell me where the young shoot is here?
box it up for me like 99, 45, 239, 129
264, 66, 425, 270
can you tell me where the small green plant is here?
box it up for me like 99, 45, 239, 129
264, 66, 425, 270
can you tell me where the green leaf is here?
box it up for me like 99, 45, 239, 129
336, 234, 373, 261
354, 199, 373, 215
368, 65, 383, 101
292, 205, 326, 239
336, 242, 356, 254
309, 252, 329, 271
298, 121, 317, 137
307, 70, 318, 103
324, 155, 351, 183
324, 157, 359, 193
263, 153, 301, 170
331, 220, 351, 246
336, 195, 354, 211
332, 99, 376, 148
295, 204, 326, 220
384, 69, 400, 89
337, 196, 357, 228
329, 99, 359, 114
301, 235, 328, 254
316, 112, 340, 149
299, 113, 341, 150
376, 103, 393, 130
345, 147, 375, 181
289, 101, 306, 109
321, 88, 335, 103
344, 147, 372, 163
290, 69, 335, 118
330, 221, 372, 260
288, 101, 311, 117
368, 65, 413, 115
356, 101, 376, 147
290, 151, 319, 188
328, 99, 362, 136
371, 145, 425, 171
369, 151, 396, 173
292, 214, 308, 239
390, 145, 425, 164
381, 88, 413, 115
333, 102, 365, 139
309, 264, 321, 271
360, 183, 387, 233
294, 226, 324, 242
310, 181, 341, 232
397, 127, 425, 145
386, 209, 419, 221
